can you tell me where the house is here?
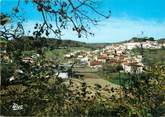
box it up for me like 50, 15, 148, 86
122, 62, 143, 73
9, 76, 15, 81
124, 42, 140, 50
163, 43, 165, 47
89, 60, 102, 69
97, 55, 107, 63
64, 54, 71, 58
79, 56, 89, 65
108, 54, 115, 58
56, 72, 69, 79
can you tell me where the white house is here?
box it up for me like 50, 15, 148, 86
123, 42, 140, 50
122, 63, 143, 73
80, 56, 89, 65
56, 72, 69, 79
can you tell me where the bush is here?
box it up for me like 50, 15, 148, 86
100, 64, 123, 77
121, 65, 165, 116
1, 63, 16, 85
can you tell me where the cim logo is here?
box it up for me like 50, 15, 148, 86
12, 103, 23, 111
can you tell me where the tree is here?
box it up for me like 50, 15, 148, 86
100, 63, 123, 78
0, 16, 25, 39
1, 0, 111, 40
121, 65, 165, 116
0, 13, 10, 25
0, 1, 112, 116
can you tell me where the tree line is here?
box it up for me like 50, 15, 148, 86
0, 36, 86, 52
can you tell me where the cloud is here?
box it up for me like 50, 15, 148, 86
23, 17, 165, 43
90, 17, 165, 43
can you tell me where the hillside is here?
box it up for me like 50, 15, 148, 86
0, 36, 90, 51
1, 36, 165, 53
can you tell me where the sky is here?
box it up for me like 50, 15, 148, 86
1, 0, 165, 43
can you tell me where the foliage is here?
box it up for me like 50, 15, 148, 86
121, 65, 165, 116
0, 13, 10, 25
0, 55, 118, 116
100, 63, 123, 77
132, 48, 165, 65
1, 63, 17, 85
1, 46, 165, 116
130, 37, 155, 42
97, 60, 165, 116
5, 37, 87, 52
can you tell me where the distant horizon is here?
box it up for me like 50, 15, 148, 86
62, 36, 165, 44
16, 35, 165, 44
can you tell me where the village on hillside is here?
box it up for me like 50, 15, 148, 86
2, 38, 164, 80
62, 40, 165, 78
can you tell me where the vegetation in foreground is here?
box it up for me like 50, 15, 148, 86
1, 38, 165, 116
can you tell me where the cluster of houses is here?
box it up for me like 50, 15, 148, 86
64, 40, 165, 73
123, 40, 163, 50
1, 39, 164, 80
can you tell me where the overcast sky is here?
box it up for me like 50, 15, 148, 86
1, 0, 165, 43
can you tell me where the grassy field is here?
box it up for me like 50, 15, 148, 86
132, 48, 165, 65
72, 65, 120, 87
106, 73, 131, 86
44, 47, 91, 61
21, 50, 36, 56
98, 72, 128, 86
